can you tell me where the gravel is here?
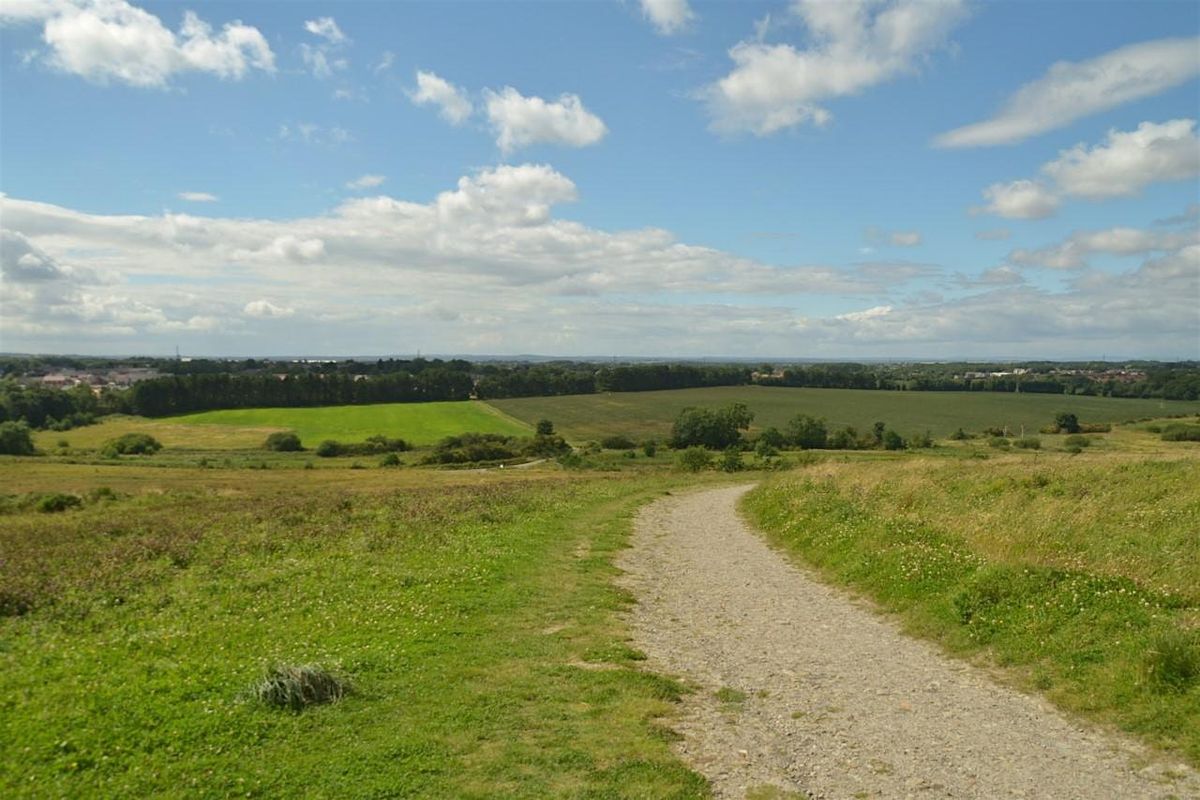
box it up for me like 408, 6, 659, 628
618, 484, 1199, 799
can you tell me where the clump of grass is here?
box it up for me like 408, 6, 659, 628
252, 663, 350, 711
36, 493, 83, 513
1144, 630, 1200, 692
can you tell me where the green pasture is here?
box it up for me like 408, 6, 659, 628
491, 386, 1200, 441
170, 401, 529, 447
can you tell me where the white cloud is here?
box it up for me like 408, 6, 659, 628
1040, 119, 1200, 199
243, 300, 295, 318
278, 122, 351, 145
973, 180, 1060, 220
484, 87, 608, 154
702, 0, 967, 135
640, 0, 694, 36
866, 226, 922, 247
5, 165, 1192, 357
5, 0, 275, 88
178, 191, 217, 202
1007, 226, 1198, 270
408, 70, 473, 125
974, 228, 1011, 241
374, 50, 394, 74
935, 37, 1200, 147
346, 174, 386, 190
303, 16, 345, 44
300, 43, 345, 79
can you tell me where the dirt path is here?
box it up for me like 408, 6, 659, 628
618, 484, 1199, 799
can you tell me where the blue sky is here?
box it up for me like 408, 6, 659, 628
1, 0, 1197, 358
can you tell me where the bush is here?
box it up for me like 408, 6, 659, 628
1078, 422, 1111, 433
670, 403, 753, 450
425, 432, 519, 464
641, 440, 658, 458
36, 493, 82, 513
948, 428, 972, 441
675, 446, 712, 473
379, 452, 402, 467
909, 430, 933, 449
827, 426, 859, 450
0, 421, 36, 455
718, 447, 744, 472
535, 419, 555, 436
252, 664, 349, 711
316, 435, 409, 458
1013, 437, 1041, 450
264, 432, 303, 452
786, 414, 828, 450
757, 427, 786, 450
1053, 411, 1080, 434
1161, 424, 1200, 442
983, 426, 1008, 438
524, 434, 571, 457
988, 437, 1010, 448
882, 429, 906, 451
556, 451, 586, 470
599, 434, 636, 450
1144, 629, 1200, 692
1063, 434, 1091, 448
100, 433, 162, 457
754, 437, 779, 458
315, 440, 341, 458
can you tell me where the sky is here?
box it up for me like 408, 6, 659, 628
0, 0, 1198, 360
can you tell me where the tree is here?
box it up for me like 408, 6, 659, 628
757, 426, 786, 450
670, 403, 754, 449
786, 414, 828, 449
882, 429, 906, 451
1054, 411, 1080, 434
0, 421, 35, 455
536, 419, 555, 436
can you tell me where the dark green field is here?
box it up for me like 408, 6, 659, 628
491, 386, 1200, 441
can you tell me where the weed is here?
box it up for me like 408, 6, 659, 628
715, 686, 747, 704
1144, 630, 1200, 693
252, 664, 350, 711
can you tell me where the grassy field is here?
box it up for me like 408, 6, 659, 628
0, 463, 714, 798
491, 386, 1200, 441
744, 450, 1200, 764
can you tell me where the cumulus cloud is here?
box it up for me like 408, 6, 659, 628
1040, 119, 1200, 199
640, 0, 694, 35
243, 299, 295, 318
484, 87, 608, 153
408, 70, 473, 125
702, 0, 967, 136
935, 38, 1200, 147
1007, 226, 1198, 270
973, 180, 1060, 220
974, 119, 1200, 219
345, 174, 385, 190
2, 0, 275, 88
178, 191, 217, 202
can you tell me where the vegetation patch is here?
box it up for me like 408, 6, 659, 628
100, 432, 162, 457
251, 663, 350, 711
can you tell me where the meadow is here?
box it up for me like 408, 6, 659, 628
492, 386, 1200, 441
0, 463, 714, 798
744, 451, 1200, 763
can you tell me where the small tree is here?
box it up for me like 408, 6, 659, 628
675, 446, 712, 472
670, 403, 754, 450
0, 421, 35, 455
1054, 411, 1080, 434
535, 419, 555, 436
757, 426, 786, 450
719, 446, 744, 472
882, 429, 906, 451
786, 414, 827, 449
641, 439, 658, 457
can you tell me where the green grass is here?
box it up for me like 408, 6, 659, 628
743, 452, 1200, 764
490, 386, 1200, 442
0, 465, 709, 798
173, 400, 532, 447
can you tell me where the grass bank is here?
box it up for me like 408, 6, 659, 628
1, 466, 709, 798
744, 452, 1200, 764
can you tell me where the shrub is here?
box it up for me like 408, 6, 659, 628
425, 432, 518, 464
1053, 411, 1080, 434
718, 447, 744, 473
909, 430, 934, 449
316, 436, 409, 458
599, 434, 636, 450
556, 451, 585, 470
757, 427, 786, 450
524, 434, 571, 457
36, 493, 82, 513
948, 427, 972, 441
1013, 437, 1041, 450
1078, 422, 1111, 433
988, 437, 1010, 449
100, 433, 162, 458
315, 440, 341, 458
983, 426, 1008, 438
827, 426, 859, 450
754, 438, 779, 458
1063, 434, 1091, 448
675, 446, 712, 473
252, 664, 349, 711
786, 414, 828, 450
379, 452, 402, 467
670, 403, 753, 450
882, 429, 906, 451
1161, 424, 1200, 442
535, 419, 555, 436
641, 440, 658, 458
1144, 629, 1200, 692
0, 421, 36, 455
264, 432, 303, 452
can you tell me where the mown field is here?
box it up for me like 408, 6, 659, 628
745, 450, 1200, 763
0, 463, 714, 798
491, 386, 1200, 441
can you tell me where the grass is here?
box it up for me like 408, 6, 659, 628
491, 386, 1200, 442
743, 449, 1200, 764
0, 462, 711, 798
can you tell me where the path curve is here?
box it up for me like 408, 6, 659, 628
618, 484, 1199, 799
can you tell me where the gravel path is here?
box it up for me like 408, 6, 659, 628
618, 484, 1199, 800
